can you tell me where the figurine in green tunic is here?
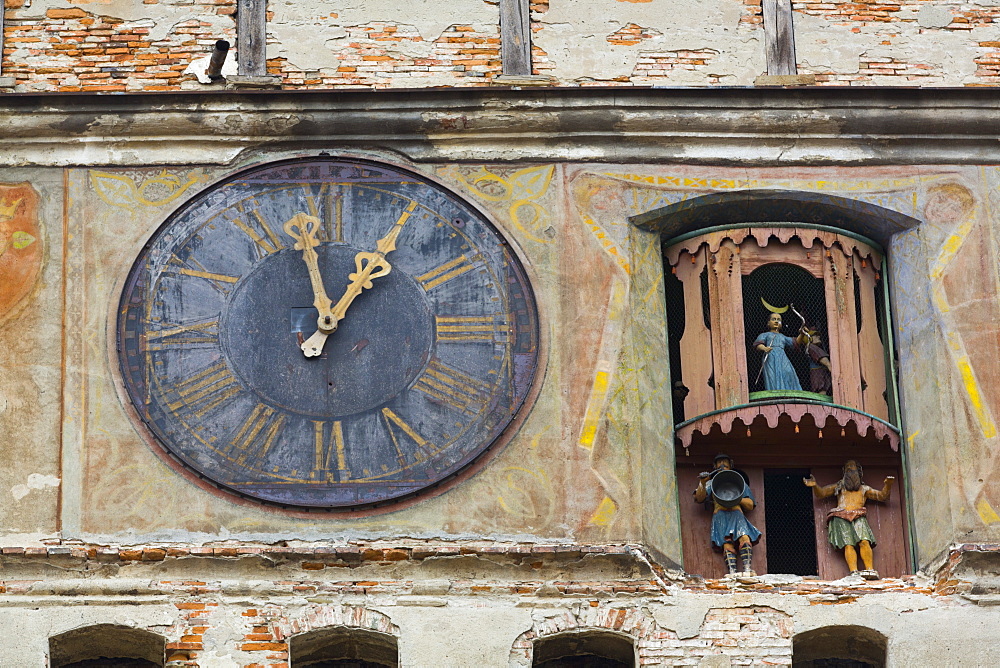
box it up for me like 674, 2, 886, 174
804, 460, 894, 580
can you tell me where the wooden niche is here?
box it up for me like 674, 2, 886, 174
665, 225, 907, 579
665, 226, 894, 427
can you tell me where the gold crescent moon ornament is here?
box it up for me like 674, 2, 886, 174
761, 298, 789, 314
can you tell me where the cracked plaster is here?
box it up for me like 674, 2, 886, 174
20, 0, 234, 41
266, 0, 499, 70
796, 12, 986, 83
533, 0, 763, 84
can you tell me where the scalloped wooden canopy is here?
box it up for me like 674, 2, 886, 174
675, 402, 900, 452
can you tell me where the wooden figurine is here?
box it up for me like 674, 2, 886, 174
693, 454, 761, 576
804, 460, 895, 580
753, 311, 802, 391
800, 328, 833, 395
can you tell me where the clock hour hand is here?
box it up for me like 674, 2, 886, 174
283, 213, 337, 334
300, 200, 418, 358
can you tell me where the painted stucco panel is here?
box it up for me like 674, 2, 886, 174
57, 157, 655, 545
0, 170, 62, 539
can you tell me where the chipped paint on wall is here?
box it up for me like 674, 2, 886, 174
0, 184, 42, 329
89, 169, 207, 211
11, 473, 60, 502
439, 165, 557, 245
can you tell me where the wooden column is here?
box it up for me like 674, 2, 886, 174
708, 239, 748, 409
855, 253, 889, 420
824, 246, 863, 408
674, 248, 715, 419
500, 0, 532, 75
237, 0, 267, 76
762, 0, 797, 75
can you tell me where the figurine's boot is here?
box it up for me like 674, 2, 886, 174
740, 543, 754, 574
724, 550, 738, 575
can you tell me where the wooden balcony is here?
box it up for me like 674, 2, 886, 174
665, 225, 900, 452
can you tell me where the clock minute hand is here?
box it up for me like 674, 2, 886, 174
300, 200, 418, 358
283, 213, 337, 333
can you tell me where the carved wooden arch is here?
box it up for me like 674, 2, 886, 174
508, 605, 657, 667
628, 188, 922, 246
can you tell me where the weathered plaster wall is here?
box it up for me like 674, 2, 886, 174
0, 548, 997, 666
46, 156, 664, 550
575, 163, 1000, 566
0, 169, 62, 542
4, 0, 1000, 90
3, 154, 1000, 568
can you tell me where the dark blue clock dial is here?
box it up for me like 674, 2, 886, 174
117, 158, 540, 509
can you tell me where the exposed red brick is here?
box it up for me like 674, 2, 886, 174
45, 7, 88, 18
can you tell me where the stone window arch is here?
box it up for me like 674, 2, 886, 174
792, 625, 887, 668
48, 624, 165, 668
510, 605, 662, 667
532, 630, 635, 667
270, 606, 399, 668
289, 627, 398, 667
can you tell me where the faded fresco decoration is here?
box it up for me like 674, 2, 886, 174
45, 159, 1000, 564
89, 169, 207, 212
564, 165, 1000, 562
0, 183, 42, 328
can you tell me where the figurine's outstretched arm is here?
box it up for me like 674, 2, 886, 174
866, 476, 895, 502
803, 475, 837, 498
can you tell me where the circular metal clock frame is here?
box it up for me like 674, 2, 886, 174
116, 156, 542, 512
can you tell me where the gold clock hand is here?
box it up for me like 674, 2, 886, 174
283, 213, 337, 333
300, 200, 418, 358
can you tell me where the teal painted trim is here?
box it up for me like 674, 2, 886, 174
664, 222, 884, 255
881, 257, 903, 433
676, 398, 901, 434
749, 389, 833, 403
883, 254, 918, 573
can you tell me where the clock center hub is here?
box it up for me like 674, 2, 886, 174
221, 244, 434, 419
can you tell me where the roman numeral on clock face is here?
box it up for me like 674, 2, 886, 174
229, 403, 286, 468
312, 420, 350, 481
412, 359, 491, 416
145, 319, 219, 350
163, 360, 242, 419
231, 205, 286, 257
304, 184, 343, 243
167, 256, 239, 295
417, 254, 477, 291
381, 407, 435, 466
435, 314, 509, 343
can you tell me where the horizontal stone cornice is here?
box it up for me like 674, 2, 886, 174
0, 87, 997, 166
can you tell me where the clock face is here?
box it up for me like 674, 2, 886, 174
117, 158, 540, 509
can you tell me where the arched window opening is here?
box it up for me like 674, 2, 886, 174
658, 225, 907, 580
289, 627, 398, 668
532, 631, 635, 668
792, 625, 887, 668
743, 262, 827, 400
49, 624, 165, 668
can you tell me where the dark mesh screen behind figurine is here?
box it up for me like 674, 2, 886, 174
764, 469, 818, 576
742, 264, 826, 393
664, 266, 687, 423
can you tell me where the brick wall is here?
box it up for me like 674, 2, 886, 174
2, 0, 999, 90
264, 23, 501, 89
3, 2, 237, 92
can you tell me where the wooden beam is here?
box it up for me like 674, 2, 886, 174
237, 0, 267, 77
500, 0, 532, 76
762, 0, 797, 76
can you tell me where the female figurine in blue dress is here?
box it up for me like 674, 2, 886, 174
753, 312, 802, 391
